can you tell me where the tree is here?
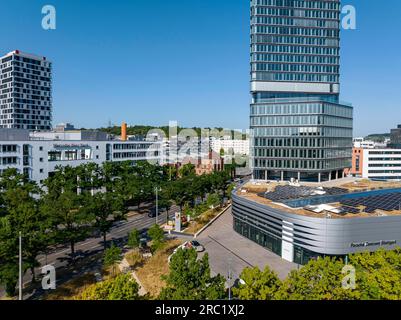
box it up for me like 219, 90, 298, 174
233, 266, 282, 300
85, 191, 127, 250
148, 224, 164, 251
276, 256, 360, 300
159, 248, 226, 300
127, 229, 140, 249
103, 244, 122, 267
78, 274, 140, 300
41, 166, 94, 262
179, 163, 196, 178
206, 193, 221, 209
0, 169, 51, 295
349, 248, 401, 300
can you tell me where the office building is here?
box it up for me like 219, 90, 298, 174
250, 0, 353, 182
390, 125, 401, 148
0, 128, 162, 184
0, 50, 52, 130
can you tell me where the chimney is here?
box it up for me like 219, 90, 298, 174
121, 122, 128, 141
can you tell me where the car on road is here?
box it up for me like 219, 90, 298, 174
167, 240, 205, 263
190, 240, 205, 252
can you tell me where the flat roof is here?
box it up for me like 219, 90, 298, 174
237, 180, 401, 219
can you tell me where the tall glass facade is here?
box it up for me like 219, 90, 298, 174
250, 0, 353, 182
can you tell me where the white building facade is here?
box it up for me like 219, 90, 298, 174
0, 129, 162, 184
362, 149, 401, 181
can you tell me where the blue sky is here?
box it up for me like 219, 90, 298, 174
1, 0, 400, 136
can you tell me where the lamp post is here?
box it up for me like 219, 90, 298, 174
155, 186, 162, 225
19, 231, 22, 301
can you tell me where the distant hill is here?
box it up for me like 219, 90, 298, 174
85, 125, 248, 139
364, 133, 390, 142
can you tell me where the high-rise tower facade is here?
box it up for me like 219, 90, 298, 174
250, 0, 353, 182
0, 50, 52, 130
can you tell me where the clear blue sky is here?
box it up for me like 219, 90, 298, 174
1, 0, 400, 136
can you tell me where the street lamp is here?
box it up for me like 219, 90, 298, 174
155, 186, 162, 225
19, 231, 22, 301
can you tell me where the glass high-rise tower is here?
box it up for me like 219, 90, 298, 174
250, 0, 353, 182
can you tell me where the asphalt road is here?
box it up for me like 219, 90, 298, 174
0, 205, 179, 299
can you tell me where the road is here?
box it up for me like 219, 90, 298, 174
0, 206, 179, 299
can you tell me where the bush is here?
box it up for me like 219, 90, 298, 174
126, 250, 144, 269
77, 274, 140, 300
103, 244, 122, 267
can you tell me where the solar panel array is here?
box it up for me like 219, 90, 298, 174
262, 185, 348, 202
340, 192, 401, 214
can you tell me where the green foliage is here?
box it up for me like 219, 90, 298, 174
78, 274, 139, 300
179, 163, 196, 178
206, 193, 221, 209
276, 257, 360, 300
159, 248, 226, 300
148, 224, 165, 251
127, 229, 140, 249
233, 266, 282, 300
0, 169, 50, 296
103, 244, 122, 267
233, 249, 401, 301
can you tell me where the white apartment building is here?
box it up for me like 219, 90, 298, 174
362, 149, 401, 181
210, 138, 250, 156
0, 50, 52, 130
0, 129, 162, 184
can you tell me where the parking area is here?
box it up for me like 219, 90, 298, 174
197, 208, 298, 281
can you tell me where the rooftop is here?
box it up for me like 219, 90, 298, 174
237, 179, 401, 219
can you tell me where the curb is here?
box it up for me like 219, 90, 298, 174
194, 204, 232, 239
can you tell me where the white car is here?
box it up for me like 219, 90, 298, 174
167, 240, 205, 263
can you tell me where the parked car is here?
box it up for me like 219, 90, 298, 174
190, 240, 205, 252
167, 240, 205, 263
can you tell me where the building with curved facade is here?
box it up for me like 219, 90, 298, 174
232, 184, 401, 264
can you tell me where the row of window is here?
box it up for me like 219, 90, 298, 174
252, 53, 338, 65
253, 7, 340, 19
254, 158, 351, 170
252, 16, 339, 29
252, 44, 339, 56
252, 0, 340, 11
252, 126, 353, 138
252, 71, 339, 83
253, 148, 351, 159
251, 115, 352, 128
252, 34, 339, 47
254, 137, 352, 148
251, 103, 352, 118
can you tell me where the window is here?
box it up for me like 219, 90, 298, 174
40, 158, 43, 162
39, 146, 43, 151
40, 169, 44, 173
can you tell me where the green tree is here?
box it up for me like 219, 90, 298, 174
103, 244, 122, 267
206, 193, 221, 209
179, 163, 196, 178
160, 248, 226, 300
148, 224, 164, 251
276, 256, 360, 300
78, 274, 140, 300
0, 169, 51, 295
233, 266, 282, 300
127, 229, 140, 249
85, 191, 127, 250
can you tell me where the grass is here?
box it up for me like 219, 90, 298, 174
43, 273, 97, 300
135, 239, 183, 298
185, 207, 223, 235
